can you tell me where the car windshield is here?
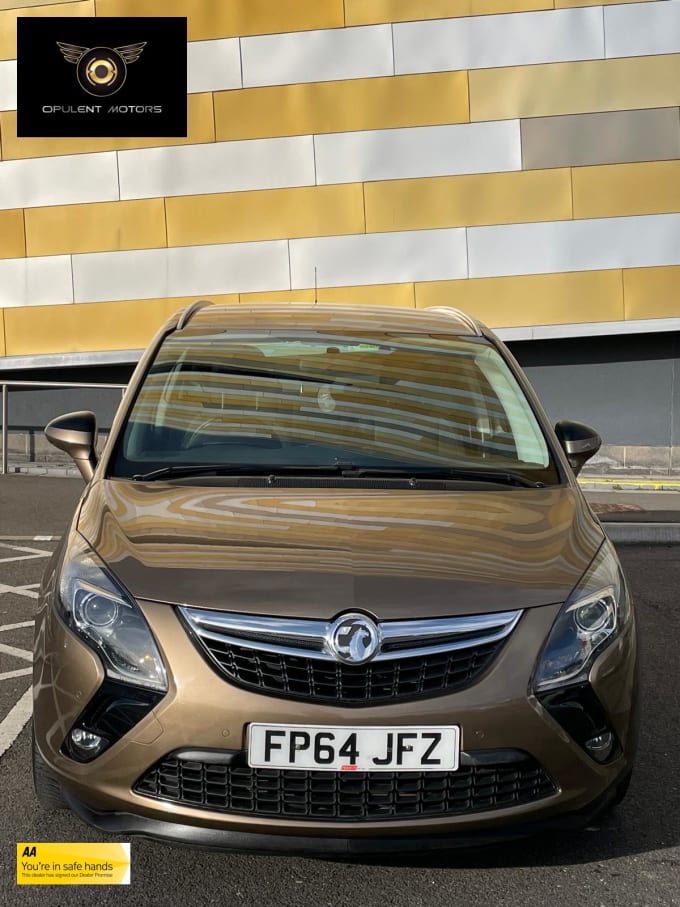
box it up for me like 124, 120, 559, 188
108, 329, 560, 484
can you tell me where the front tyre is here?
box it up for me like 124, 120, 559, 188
611, 770, 632, 809
32, 725, 66, 810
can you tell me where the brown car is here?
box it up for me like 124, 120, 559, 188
33, 303, 637, 855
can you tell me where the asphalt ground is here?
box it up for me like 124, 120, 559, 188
0, 476, 678, 906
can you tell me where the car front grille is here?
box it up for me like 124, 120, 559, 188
134, 750, 556, 822
196, 639, 502, 704
179, 607, 521, 705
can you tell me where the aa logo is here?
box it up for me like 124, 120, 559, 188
57, 42, 146, 97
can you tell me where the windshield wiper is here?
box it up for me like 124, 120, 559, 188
131, 464, 347, 482
131, 463, 545, 486
339, 466, 545, 487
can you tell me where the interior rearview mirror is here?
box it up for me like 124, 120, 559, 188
554, 420, 601, 476
45, 411, 98, 483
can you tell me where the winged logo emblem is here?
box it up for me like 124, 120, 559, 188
56, 41, 146, 96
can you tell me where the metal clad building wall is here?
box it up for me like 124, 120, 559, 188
0, 0, 679, 363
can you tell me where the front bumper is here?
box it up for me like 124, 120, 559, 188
64, 778, 623, 856
33, 595, 638, 848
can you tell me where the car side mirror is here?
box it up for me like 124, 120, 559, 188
45, 411, 98, 483
554, 420, 601, 476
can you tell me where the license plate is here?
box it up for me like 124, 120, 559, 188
247, 723, 460, 772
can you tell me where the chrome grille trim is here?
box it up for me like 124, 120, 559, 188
179, 607, 522, 663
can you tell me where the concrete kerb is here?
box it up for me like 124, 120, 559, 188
601, 523, 680, 545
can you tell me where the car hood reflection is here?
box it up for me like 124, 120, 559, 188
77, 480, 604, 619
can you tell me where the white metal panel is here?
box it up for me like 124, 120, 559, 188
187, 37, 242, 93
167, 241, 290, 295
468, 214, 680, 278
0, 152, 119, 210
496, 317, 680, 341
605, 1, 680, 58
315, 121, 521, 185
118, 136, 315, 199
0, 255, 73, 307
0, 60, 16, 111
73, 241, 291, 302
241, 24, 393, 88
289, 228, 468, 289
73, 248, 171, 303
393, 7, 604, 74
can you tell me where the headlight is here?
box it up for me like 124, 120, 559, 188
57, 534, 167, 692
534, 540, 629, 692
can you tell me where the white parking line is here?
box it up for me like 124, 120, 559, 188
0, 667, 32, 681
0, 621, 34, 632
0, 543, 52, 565
0, 584, 39, 599
0, 546, 42, 760
0, 536, 60, 542
0, 554, 49, 564
0, 544, 51, 556
0, 687, 32, 760
0, 642, 33, 662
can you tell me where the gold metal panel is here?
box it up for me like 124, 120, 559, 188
166, 184, 365, 248
94, 0, 343, 40
0, 208, 25, 258
0, 0, 83, 8
472, 0, 552, 11
317, 284, 416, 307
240, 284, 416, 307
239, 290, 316, 303
623, 266, 680, 321
25, 199, 166, 257
345, 0, 470, 24
573, 161, 680, 220
344, 0, 552, 24
3, 296, 233, 357
556, 0, 649, 7
0, 93, 214, 160
0, 308, 5, 356
214, 72, 469, 143
365, 169, 572, 233
469, 55, 680, 122
415, 271, 624, 327
0, 0, 93, 59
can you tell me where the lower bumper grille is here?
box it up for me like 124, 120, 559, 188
134, 750, 556, 822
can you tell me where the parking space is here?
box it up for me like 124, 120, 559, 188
0, 541, 58, 760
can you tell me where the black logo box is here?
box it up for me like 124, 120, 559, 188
17, 17, 187, 138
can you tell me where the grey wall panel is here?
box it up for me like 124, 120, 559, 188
670, 332, 680, 458
5, 387, 123, 432
521, 108, 680, 170
512, 334, 676, 447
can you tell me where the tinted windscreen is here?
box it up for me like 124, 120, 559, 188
110, 330, 558, 483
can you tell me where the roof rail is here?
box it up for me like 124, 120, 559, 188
424, 306, 482, 336
176, 299, 212, 331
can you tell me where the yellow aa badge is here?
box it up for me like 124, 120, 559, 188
17, 843, 130, 885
